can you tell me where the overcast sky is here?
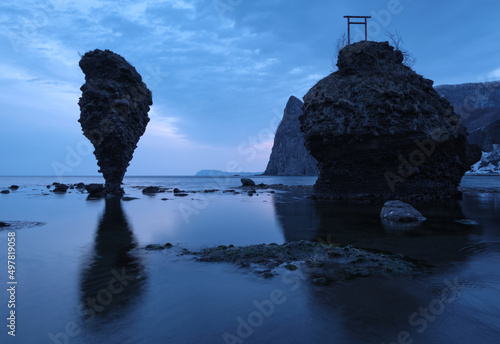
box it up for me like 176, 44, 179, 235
1, 0, 499, 176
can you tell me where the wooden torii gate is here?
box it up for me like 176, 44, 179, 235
343, 15, 371, 44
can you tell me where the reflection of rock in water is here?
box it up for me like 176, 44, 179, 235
273, 192, 320, 242
79, 199, 145, 321
459, 192, 500, 256
312, 199, 475, 265
305, 275, 446, 343
461, 192, 500, 226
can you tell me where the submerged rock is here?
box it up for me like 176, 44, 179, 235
1, 190, 10, 194
78, 49, 152, 197
263, 96, 318, 176
380, 200, 426, 223
9, 185, 19, 190
300, 41, 481, 200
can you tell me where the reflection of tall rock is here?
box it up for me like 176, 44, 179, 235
79, 199, 145, 320
273, 192, 319, 242
264, 96, 318, 176
300, 41, 481, 199
79, 49, 152, 197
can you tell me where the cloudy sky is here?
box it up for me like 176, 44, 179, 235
1, 0, 499, 176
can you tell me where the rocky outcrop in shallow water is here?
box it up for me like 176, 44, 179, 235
300, 41, 481, 200
79, 49, 152, 197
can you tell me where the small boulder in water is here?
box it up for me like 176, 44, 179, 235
142, 186, 163, 195
380, 200, 426, 223
86, 184, 105, 198
241, 178, 256, 187
53, 184, 69, 194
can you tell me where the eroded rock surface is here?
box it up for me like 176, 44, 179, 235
79, 49, 152, 197
300, 41, 481, 200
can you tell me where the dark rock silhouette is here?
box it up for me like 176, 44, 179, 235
53, 184, 69, 194
240, 178, 255, 186
263, 96, 318, 176
79, 49, 152, 197
85, 184, 104, 199
142, 186, 164, 195
300, 41, 481, 200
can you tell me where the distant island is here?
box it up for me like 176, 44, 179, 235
194, 170, 263, 177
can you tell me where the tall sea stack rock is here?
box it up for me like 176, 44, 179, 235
300, 41, 481, 200
264, 96, 318, 176
79, 49, 152, 197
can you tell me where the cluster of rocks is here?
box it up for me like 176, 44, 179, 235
0, 185, 20, 194
299, 41, 481, 200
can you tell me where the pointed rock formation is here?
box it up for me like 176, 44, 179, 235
78, 49, 152, 197
263, 96, 318, 176
300, 41, 481, 200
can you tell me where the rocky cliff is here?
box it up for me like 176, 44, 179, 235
79, 49, 152, 197
435, 81, 500, 152
435, 81, 500, 130
263, 96, 318, 176
469, 119, 500, 152
300, 41, 481, 200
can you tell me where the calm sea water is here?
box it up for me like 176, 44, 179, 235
0, 175, 499, 344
